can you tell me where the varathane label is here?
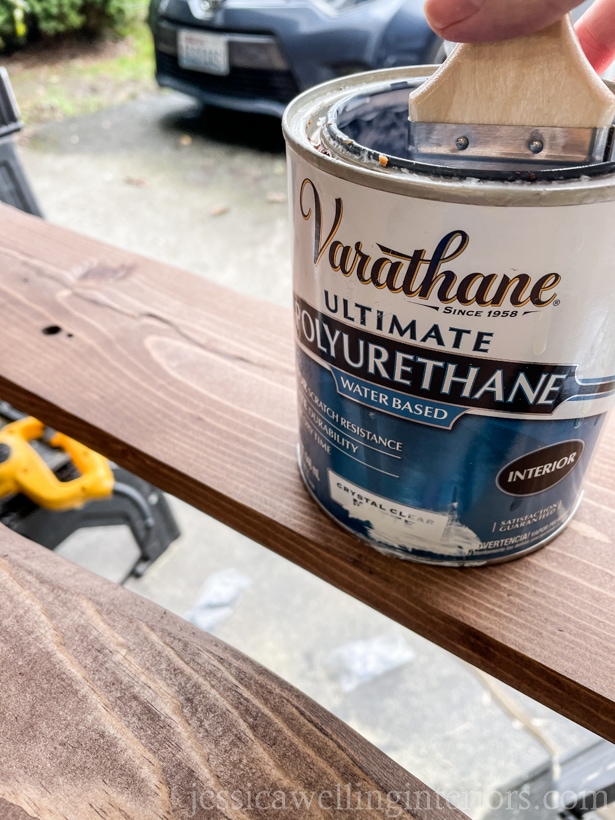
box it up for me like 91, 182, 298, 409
290, 157, 615, 564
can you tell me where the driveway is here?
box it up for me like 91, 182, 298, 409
19, 91, 291, 305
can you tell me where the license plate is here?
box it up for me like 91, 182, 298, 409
178, 30, 229, 76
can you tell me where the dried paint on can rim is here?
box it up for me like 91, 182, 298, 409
283, 67, 615, 566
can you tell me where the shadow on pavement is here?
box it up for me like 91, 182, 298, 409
161, 103, 286, 154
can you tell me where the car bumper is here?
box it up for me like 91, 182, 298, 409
154, 21, 300, 116
150, 0, 434, 114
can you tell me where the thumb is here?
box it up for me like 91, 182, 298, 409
424, 0, 585, 43
575, 1, 615, 73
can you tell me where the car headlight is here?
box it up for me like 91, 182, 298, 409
187, 0, 217, 20
317, 0, 375, 14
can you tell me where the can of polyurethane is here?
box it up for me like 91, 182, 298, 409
282, 66, 615, 566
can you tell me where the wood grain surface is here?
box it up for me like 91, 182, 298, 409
1, 204, 614, 743
0, 524, 457, 820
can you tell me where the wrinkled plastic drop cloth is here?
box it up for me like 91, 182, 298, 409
184, 567, 252, 632
325, 632, 415, 692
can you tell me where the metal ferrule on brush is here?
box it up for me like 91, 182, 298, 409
407, 122, 615, 170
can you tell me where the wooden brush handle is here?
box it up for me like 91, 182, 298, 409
409, 15, 615, 128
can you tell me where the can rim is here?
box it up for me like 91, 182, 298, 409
282, 66, 615, 207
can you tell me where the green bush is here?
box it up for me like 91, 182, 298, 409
0, 0, 28, 50
27, 0, 83, 36
0, 0, 140, 48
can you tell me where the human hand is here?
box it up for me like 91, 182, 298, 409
424, 0, 615, 73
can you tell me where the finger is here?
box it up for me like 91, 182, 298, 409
575, 0, 615, 73
424, 0, 583, 42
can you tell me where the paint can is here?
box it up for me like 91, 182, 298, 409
282, 66, 615, 566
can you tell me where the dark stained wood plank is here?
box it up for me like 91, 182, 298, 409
0, 204, 614, 740
0, 524, 458, 820
0, 800, 36, 820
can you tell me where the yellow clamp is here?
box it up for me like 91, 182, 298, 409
0, 416, 114, 511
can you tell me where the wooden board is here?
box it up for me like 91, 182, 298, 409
0, 523, 457, 820
1, 204, 614, 741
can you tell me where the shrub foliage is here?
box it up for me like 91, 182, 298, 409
0, 0, 139, 48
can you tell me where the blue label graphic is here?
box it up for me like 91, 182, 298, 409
297, 347, 606, 565
330, 366, 466, 429
295, 296, 615, 414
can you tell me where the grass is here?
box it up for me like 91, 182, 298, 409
4, 3, 157, 125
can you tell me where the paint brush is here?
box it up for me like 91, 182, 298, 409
408, 15, 615, 169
